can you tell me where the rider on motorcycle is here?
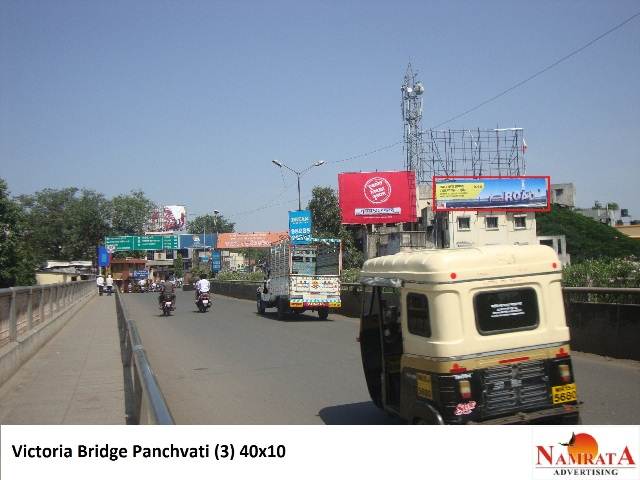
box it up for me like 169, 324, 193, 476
158, 273, 176, 307
194, 273, 210, 300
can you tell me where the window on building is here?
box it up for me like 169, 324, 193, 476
514, 216, 527, 229
485, 216, 499, 230
474, 288, 539, 335
165, 250, 174, 260
146, 251, 154, 261
407, 293, 431, 337
457, 217, 471, 231
555, 188, 564, 197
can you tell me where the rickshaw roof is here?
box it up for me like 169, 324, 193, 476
360, 244, 560, 284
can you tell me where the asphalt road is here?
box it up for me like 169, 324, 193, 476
123, 290, 640, 425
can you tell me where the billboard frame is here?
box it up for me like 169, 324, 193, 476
432, 175, 551, 213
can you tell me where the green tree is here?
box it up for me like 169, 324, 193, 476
536, 205, 640, 262
18, 187, 111, 263
110, 190, 156, 236
188, 213, 235, 235
173, 253, 184, 278
307, 186, 364, 269
0, 178, 36, 287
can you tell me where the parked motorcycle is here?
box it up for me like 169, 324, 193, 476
195, 292, 211, 313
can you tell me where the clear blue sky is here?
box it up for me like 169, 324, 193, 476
2, 1, 639, 231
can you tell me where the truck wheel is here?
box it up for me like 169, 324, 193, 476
277, 298, 287, 320
318, 307, 329, 320
257, 295, 265, 314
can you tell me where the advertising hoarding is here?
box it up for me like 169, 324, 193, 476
338, 171, 417, 224
289, 210, 312, 245
178, 234, 216, 249
433, 176, 550, 212
163, 205, 187, 231
211, 251, 221, 272
97, 246, 110, 267
217, 232, 288, 249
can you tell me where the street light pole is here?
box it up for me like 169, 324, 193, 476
271, 160, 325, 211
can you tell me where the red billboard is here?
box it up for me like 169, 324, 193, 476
338, 171, 417, 224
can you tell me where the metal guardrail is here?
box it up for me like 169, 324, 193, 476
115, 288, 174, 425
0, 280, 95, 349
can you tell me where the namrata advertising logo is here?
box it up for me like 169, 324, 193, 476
533, 428, 638, 480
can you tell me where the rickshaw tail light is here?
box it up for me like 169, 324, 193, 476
558, 364, 571, 383
458, 380, 472, 399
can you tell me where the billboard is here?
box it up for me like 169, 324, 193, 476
216, 232, 288, 249
211, 251, 221, 272
163, 205, 187, 231
178, 234, 217, 249
97, 246, 110, 267
338, 171, 417, 224
289, 210, 312, 245
433, 176, 550, 212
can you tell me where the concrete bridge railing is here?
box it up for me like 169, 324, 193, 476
0, 280, 96, 385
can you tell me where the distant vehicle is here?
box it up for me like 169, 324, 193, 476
257, 239, 341, 320
358, 244, 580, 425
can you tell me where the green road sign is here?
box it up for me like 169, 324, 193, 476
104, 235, 179, 251
162, 235, 179, 249
134, 236, 163, 250
105, 236, 134, 251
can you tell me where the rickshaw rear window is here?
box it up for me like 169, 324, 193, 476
474, 288, 539, 335
407, 293, 431, 337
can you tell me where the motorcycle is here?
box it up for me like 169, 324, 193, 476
106, 285, 113, 296
160, 295, 175, 316
98, 285, 104, 296
195, 292, 211, 313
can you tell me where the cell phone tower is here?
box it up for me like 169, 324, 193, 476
401, 63, 426, 182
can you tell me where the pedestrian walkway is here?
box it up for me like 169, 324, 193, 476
0, 295, 124, 424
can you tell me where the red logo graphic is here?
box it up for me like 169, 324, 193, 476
363, 177, 392, 204
536, 432, 635, 466
454, 401, 476, 416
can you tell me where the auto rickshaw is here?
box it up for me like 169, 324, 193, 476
358, 244, 580, 424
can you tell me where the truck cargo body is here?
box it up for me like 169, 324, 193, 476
257, 241, 341, 319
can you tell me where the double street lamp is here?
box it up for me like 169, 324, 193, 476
271, 160, 325, 211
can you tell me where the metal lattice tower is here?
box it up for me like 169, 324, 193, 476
401, 64, 426, 182
423, 128, 526, 179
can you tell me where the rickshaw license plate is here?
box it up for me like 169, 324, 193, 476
552, 383, 577, 404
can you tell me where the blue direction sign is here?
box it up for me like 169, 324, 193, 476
289, 210, 312, 245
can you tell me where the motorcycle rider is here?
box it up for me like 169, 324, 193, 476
195, 273, 210, 301
158, 273, 176, 308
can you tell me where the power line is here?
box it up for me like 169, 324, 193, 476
431, 10, 640, 129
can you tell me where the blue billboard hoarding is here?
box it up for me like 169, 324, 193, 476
211, 250, 222, 272
178, 233, 217, 249
289, 210, 312, 245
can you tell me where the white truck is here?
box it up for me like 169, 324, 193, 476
257, 239, 342, 319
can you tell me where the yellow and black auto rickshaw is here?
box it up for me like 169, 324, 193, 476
359, 244, 580, 424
